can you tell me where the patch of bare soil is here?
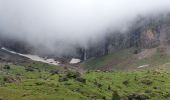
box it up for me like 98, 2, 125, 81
155, 63, 170, 73
137, 48, 157, 60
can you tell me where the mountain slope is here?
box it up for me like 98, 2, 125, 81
83, 46, 170, 71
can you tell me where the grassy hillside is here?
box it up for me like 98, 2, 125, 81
1, 47, 170, 100
82, 49, 134, 70
0, 63, 170, 100
83, 48, 170, 71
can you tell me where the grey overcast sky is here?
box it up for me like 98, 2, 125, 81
0, 0, 170, 55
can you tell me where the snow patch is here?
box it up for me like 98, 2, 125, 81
70, 58, 81, 64
1, 47, 60, 65
138, 64, 149, 68
1, 47, 17, 54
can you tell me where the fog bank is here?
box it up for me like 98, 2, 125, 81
0, 0, 170, 56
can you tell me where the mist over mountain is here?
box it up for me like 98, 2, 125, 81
1, 1, 170, 99
0, 0, 170, 57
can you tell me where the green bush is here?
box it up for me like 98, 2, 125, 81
3, 65, 10, 70
66, 71, 81, 79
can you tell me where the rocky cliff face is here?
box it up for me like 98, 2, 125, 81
130, 18, 170, 49
79, 14, 170, 60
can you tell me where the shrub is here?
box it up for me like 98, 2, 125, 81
50, 70, 59, 75
112, 91, 121, 100
127, 93, 149, 100
94, 81, 102, 88
108, 85, 111, 90
102, 96, 106, 100
122, 80, 129, 86
76, 77, 86, 83
66, 71, 81, 79
35, 81, 44, 85
141, 79, 153, 85
25, 66, 34, 72
133, 48, 141, 54
0, 97, 3, 100
59, 76, 68, 82
3, 76, 19, 83
3, 65, 10, 70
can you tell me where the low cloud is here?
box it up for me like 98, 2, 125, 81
0, 0, 170, 56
